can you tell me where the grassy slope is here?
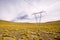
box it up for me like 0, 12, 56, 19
0, 20, 60, 40
0, 20, 60, 32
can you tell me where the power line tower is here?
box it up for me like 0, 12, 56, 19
32, 10, 46, 23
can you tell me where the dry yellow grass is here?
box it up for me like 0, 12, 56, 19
0, 20, 60, 40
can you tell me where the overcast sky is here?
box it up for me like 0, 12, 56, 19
0, 0, 60, 23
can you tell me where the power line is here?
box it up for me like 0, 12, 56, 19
23, 0, 40, 11
23, 0, 44, 23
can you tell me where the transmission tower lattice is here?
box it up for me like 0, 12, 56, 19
32, 10, 46, 23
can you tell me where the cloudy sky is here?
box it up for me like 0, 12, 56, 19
0, 0, 60, 23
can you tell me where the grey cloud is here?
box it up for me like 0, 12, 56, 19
0, 0, 60, 22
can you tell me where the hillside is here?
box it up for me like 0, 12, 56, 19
0, 20, 60, 29
0, 20, 60, 40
